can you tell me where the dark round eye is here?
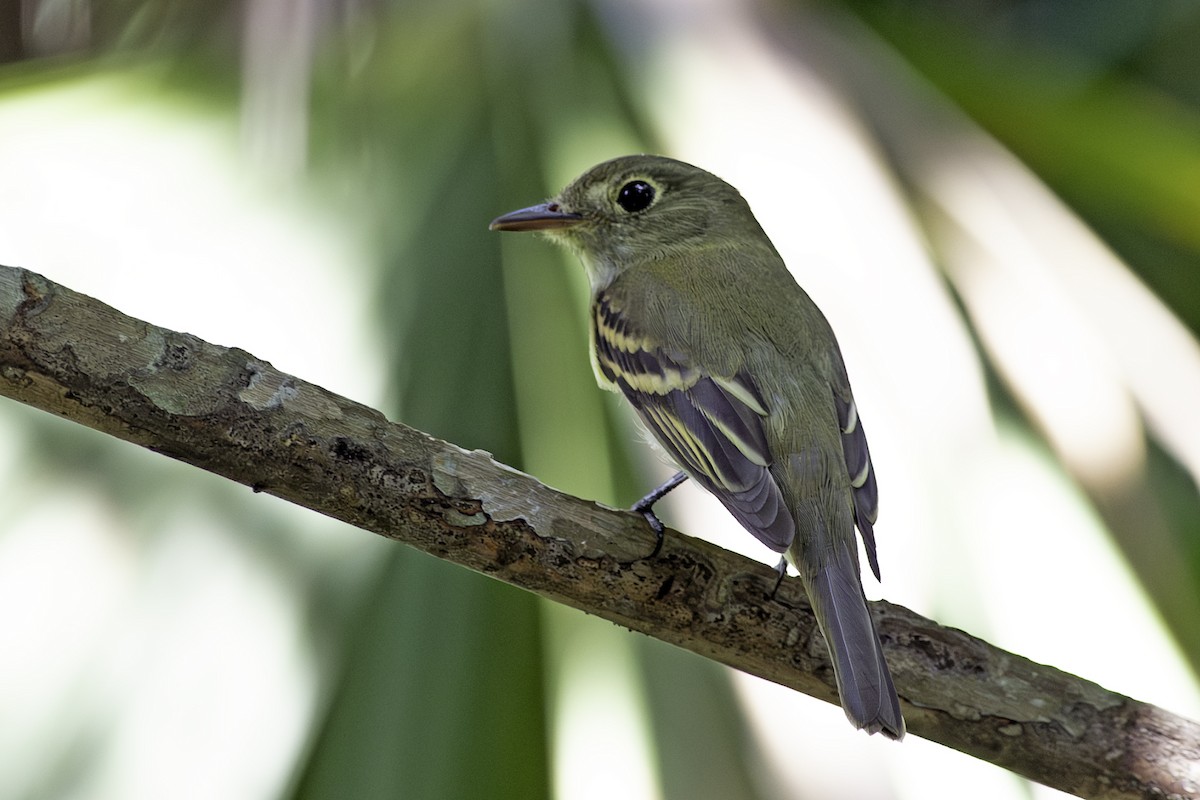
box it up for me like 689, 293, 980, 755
616, 180, 655, 213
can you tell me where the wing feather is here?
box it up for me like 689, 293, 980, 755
593, 294, 795, 551
834, 390, 881, 581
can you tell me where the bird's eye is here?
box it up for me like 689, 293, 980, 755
616, 180, 656, 213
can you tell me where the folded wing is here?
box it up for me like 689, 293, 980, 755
593, 294, 796, 551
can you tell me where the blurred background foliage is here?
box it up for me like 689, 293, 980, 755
0, 1, 1197, 799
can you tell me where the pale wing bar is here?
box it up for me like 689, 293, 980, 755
594, 296, 796, 551
834, 392, 880, 581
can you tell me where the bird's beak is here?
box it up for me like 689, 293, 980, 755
489, 202, 584, 232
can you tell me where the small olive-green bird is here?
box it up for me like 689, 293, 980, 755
490, 154, 904, 739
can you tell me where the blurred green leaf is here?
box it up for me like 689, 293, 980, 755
843, 1, 1200, 334
293, 8, 548, 799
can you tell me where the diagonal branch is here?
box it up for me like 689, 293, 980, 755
1, 263, 1197, 799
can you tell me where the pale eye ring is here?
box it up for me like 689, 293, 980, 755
616, 180, 655, 213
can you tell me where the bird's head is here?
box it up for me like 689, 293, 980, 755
490, 154, 757, 289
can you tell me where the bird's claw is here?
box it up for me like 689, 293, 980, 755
769, 556, 787, 599
631, 471, 687, 560
637, 506, 667, 559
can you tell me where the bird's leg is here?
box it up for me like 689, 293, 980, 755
770, 556, 788, 599
632, 471, 688, 558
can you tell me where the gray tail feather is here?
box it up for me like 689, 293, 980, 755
806, 543, 905, 739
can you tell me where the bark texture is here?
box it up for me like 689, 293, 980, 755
1, 264, 1198, 799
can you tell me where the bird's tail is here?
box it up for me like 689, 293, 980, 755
802, 538, 905, 739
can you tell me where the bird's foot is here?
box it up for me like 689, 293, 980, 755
769, 556, 787, 599
631, 471, 688, 559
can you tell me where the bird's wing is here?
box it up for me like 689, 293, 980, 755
830, 359, 881, 581
593, 294, 796, 551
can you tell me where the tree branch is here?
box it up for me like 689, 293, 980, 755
1, 263, 1196, 799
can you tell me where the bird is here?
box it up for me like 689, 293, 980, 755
489, 154, 904, 739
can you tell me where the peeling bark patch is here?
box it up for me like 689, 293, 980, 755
444, 507, 487, 527
17, 271, 50, 316
239, 361, 304, 411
